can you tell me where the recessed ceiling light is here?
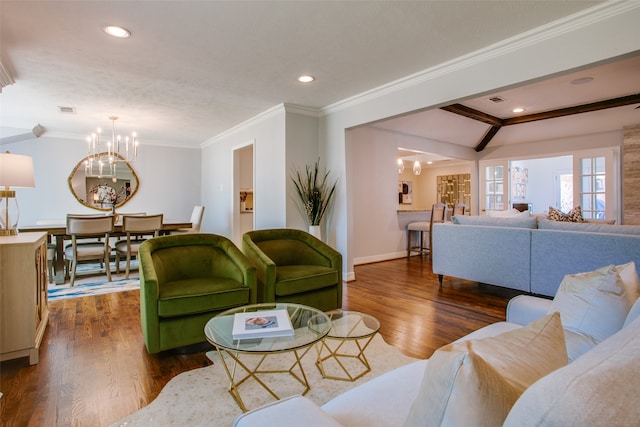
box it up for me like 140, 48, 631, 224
512, 107, 525, 113
297, 75, 315, 83
571, 77, 594, 85
103, 25, 131, 38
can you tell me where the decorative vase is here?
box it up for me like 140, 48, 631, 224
240, 201, 246, 212
309, 225, 322, 240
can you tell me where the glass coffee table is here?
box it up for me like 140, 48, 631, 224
314, 310, 380, 381
204, 303, 331, 411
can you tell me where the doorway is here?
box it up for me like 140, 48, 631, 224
232, 141, 254, 247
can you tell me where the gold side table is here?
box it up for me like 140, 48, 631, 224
315, 310, 380, 382
204, 303, 331, 412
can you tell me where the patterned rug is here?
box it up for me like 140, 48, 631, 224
111, 334, 419, 426
48, 261, 140, 302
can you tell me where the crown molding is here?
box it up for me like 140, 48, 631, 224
322, 1, 640, 117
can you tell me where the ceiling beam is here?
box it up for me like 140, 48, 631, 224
475, 125, 501, 152
503, 93, 640, 126
441, 93, 640, 152
440, 104, 503, 127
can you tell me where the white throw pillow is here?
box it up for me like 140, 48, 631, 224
615, 261, 640, 302
403, 313, 567, 427
624, 297, 640, 328
503, 315, 640, 427
486, 208, 530, 218
550, 264, 638, 360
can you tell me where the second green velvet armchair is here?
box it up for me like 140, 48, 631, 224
139, 233, 256, 354
242, 228, 342, 312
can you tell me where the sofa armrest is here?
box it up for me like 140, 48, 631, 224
242, 233, 277, 302
233, 395, 342, 427
506, 294, 553, 325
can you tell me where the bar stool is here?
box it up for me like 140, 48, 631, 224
407, 203, 447, 257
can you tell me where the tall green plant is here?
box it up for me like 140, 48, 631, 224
292, 159, 338, 226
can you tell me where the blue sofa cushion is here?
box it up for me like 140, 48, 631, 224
452, 215, 538, 229
538, 219, 640, 235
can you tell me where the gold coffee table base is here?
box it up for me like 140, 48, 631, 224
217, 345, 313, 412
315, 332, 377, 381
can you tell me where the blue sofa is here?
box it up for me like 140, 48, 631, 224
432, 216, 640, 296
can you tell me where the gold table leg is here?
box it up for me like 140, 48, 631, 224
216, 345, 314, 412
315, 332, 377, 382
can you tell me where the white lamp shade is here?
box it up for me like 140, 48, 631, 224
0, 152, 35, 188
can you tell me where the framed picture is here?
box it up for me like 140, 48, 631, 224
398, 181, 412, 204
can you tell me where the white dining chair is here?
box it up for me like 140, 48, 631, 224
115, 214, 163, 278
64, 215, 115, 286
172, 205, 204, 233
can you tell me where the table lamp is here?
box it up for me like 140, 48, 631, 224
0, 151, 35, 236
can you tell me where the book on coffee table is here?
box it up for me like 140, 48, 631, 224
232, 309, 294, 340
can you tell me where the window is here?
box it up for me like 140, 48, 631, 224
579, 156, 606, 219
480, 149, 617, 221
484, 165, 505, 211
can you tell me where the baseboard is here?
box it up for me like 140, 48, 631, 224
353, 251, 407, 265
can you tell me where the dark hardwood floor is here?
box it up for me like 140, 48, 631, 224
0, 256, 524, 426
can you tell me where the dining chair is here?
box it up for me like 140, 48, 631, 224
115, 214, 163, 279
406, 203, 447, 257
64, 214, 115, 286
172, 205, 205, 234
453, 203, 467, 217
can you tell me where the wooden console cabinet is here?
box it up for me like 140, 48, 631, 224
0, 232, 49, 365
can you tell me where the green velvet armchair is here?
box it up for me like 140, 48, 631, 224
139, 233, 256, 354
242, 228, 342, 312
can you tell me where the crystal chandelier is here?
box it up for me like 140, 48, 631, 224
85, 116, 138, 177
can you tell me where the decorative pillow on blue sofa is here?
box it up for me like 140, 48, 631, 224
548, 205, 583, 222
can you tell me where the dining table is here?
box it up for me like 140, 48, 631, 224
19, 219, 192, 285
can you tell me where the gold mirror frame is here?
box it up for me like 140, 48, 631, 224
68, 153, 139, 211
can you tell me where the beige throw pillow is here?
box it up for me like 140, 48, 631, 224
403, 312, 567, 427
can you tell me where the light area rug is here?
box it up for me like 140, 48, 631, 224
48, 261, 140, 302
111, 334, 419, 427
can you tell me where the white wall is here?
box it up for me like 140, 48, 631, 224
350, 126, 475, 264
285, 109, 321, 232
6, 136, 200, 226
201, 105, 288, 242
322, 3, 640, 280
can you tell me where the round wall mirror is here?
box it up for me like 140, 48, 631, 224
68, 153, 139, 211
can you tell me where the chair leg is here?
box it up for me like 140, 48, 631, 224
115, 253, 121, 273
125, 252, 131, 279
105, 253, 112, 282
70, 259, 77, 287
47, 260, 54, 284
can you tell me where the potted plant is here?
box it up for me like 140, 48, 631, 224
291, 158, 338, 239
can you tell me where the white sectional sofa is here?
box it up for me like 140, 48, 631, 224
234, 262, 640, 427
432, 216, 640, 296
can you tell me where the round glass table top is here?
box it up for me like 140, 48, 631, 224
205, 303, 332, 353
322, 309, 380, 339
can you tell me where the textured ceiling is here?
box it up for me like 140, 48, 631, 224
0, 0, 607, 148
